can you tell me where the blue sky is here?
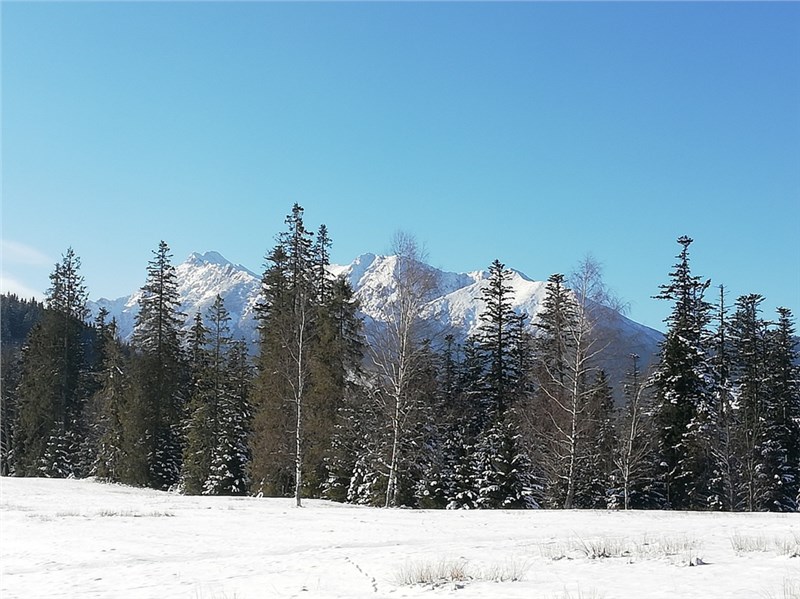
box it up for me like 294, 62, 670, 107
3, 2, 798, 331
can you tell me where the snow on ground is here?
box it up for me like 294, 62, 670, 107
2, 478, 798, 599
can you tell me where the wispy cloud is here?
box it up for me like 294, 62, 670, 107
0, 275, 44, 300
1, 240, 52, 266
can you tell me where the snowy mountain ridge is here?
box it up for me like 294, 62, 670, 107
88, 250, 663, 389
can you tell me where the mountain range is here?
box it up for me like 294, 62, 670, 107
88, 251, 663, 393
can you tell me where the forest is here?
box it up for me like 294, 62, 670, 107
1, 204, 798, 512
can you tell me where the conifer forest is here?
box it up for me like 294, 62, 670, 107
1, 204, 798, 513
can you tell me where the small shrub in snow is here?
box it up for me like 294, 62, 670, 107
731, 532, 800, 557
764, 578, 800, 599
538, 535, 703, 565
480, 558, 529, 582
394, 557, 529, 586
537, 541, 577, 561
395, 558, 470, 586
634, 534, 702, 561
98, 509, 175, 518
774, 532, 800, 558
730, 533, 770, 555
574, 536, 630, 559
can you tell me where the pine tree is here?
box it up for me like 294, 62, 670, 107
14, 248, 89, 477
205, 338, 253, 496
476, 260, 525, 414
91, 317, 130, 482
315, 276, 364, 497
250, 243, 295, 496
464, 259, 538, 508
182, 312, 212, 494
728, 294, 771, 511
471, 412, 538, 509
761, 307, 800, 511
1, 294, 45, 475
651, 236, 715, 510
575, 370, 617, 508
251, 204, 329, 506
131, 240, 186, 489
709, 286, 740, 511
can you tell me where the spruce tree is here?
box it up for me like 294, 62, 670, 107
728, 294, 771, 511
131, 240, 186, 489
1, 294, 45, 475
575, 371, 617, 508
193, 297, 254, 497
91, 317, 130, 482
315, 276, 364, 497
476, 260, 525, 413
14, 248, 89, 477
250, 243, 296, 496
709, 285, 740, 511
182, 312, 212, 494
463, 260, 537, 509
651, 236, 715, 509
251, 204, 346, 505
761, 307, 800, 511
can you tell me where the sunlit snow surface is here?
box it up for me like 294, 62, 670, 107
2, 478, 798, 599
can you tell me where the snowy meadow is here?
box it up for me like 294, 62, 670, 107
2, 478, 798, 599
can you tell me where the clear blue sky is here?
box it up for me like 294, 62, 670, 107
3, 2, 799, 331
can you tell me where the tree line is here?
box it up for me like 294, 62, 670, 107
1, 208, 798, 512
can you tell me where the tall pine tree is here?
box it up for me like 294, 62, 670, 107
14, 248, 90, 477
762, 308, 800, 511
130, 240, 186, 489
651, 236, 715, 510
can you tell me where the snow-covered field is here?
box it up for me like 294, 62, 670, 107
2, 478, 798, 599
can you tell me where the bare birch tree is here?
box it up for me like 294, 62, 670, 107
367, 232, 437, 507
613, 354, 654, 510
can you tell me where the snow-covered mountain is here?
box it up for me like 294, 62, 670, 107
332, 253, 663, 391
89, 251, 663, 391
90, 251, 261, 347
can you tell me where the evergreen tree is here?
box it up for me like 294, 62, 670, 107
314, 276, 364, 497
0, 294, 44, 475
575, 370, 617, 508
476, 260, 525, 413
709, 286, 740, 511
91, 317, 130, 482
464, 260, 538, 508
250, 205, 357, 505
13, 248, 89, 477
728, 294, 770, 511
250, 242, 295, 496
471, 413, 538, 509
131, 240, 186, 489
182, 312, 212, 494
762, 308, 800, 511
205, 338, 253, 496
651, 236, 715, 510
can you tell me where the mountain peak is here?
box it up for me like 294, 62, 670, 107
186, 251, 232, 267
